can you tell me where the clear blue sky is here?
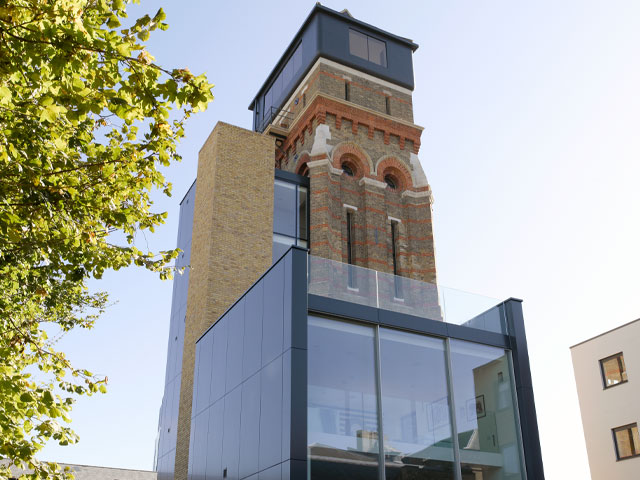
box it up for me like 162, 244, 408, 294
41, 2, 640, 479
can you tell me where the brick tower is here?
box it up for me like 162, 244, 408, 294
156, 6, 437, 480
254, 8, 436, 285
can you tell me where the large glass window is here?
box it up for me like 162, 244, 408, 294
600, 352, 627, 389
261, 43, 303, 125
308, 316, 380, 480
379, 329, 455, 479
613, 423, 640, 460
308, 317, 527, 480
272, 178, 308, 263
449, 340, 524, 480
349, 29, 387, 67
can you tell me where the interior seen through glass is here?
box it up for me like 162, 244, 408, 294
307, 315, 525, 480
272, 178, 308, 263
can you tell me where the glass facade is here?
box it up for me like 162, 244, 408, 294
379, 329, 455, 479
308, 317, 380, 480
308, 316, 526, 480
449, 341, 524, 480
262, 44, 303, 126
273, 178, 308, 263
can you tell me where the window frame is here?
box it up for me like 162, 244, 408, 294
600, 352, 628, 390
612, 423, 640, 461
348, 28, 388, 68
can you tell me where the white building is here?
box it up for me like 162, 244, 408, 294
571, 318, 640, 479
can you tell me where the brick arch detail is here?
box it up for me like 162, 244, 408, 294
294, 152, 311, 175
330, 141, 374, 177
376, 156, 414, 190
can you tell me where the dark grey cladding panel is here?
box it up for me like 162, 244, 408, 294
210, 315, 228, 404
262, 260, 285, 366
239, 373, 261, 479
283, 254, 292, 349
193, 331, 213, 416
259, 356, 283, 471
190, 408, 209, 480
157, 181, 196, 470
242, 285, 263, 381
205, 399, 224, 480
222, 386, 242, 480
225, 300, 245, 393
258, 463, 281, 480
281, 349, 291, 464
188, 250, 303, 480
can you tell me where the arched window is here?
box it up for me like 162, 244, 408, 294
341, 162, 354, 176
384, 173, 398, 190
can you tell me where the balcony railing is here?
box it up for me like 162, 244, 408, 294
308, 255, 508, 334
258, 106, 295, 133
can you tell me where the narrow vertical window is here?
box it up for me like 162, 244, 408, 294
346, 210, 356, 289
385, 96, 391, 115
390, 221, 398, 276
347, 211, 354, 265
302, 92, 306, 107
390, 221, 402, 298
345, 82, 350, 101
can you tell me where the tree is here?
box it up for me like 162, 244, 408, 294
0, 1, 214, 478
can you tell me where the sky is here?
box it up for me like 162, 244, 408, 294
39, 1, 640, 478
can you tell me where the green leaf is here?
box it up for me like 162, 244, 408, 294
0, 85, 11, 105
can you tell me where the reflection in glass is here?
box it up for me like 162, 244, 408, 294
298, 186, 308, 241
274, 179, 297, 237
449, 340, 524, 480
308, 316, 380, 480
367, 36, 387, 67
613, 423, 640, 459
600, 353, 627, 388
379, 329, 455, 479
349, 29, 368, 61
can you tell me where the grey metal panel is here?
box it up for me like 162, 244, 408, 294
243, 287, 263, 381
222, 386, 242, 480
194, 332, 214, 416
280, 349, 291, 464
157, 181, 196, 468
505, 299, 545, 480
211, 316, 228, 404
282, 254, 292, 349
317, 12, 414, 88
239, 373, 261, 479
226, 302, 245, 393
262, 261, 284, 366
171, 374, 180, 453
191, 408, 209, 480
258, 463, 281, 480
288, 348, 307, 462
259, 356, 283, 471
205, 399, 225, 480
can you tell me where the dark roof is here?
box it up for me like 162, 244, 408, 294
248, 4, 419, 110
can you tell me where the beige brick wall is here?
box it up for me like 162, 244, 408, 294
173, 122, 274, 480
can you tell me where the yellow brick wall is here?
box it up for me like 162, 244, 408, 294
173, 122, 274, 480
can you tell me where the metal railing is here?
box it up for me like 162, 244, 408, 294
258, 106, 295, 132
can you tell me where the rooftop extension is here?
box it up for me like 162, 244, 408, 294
249, 4, 419, 132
